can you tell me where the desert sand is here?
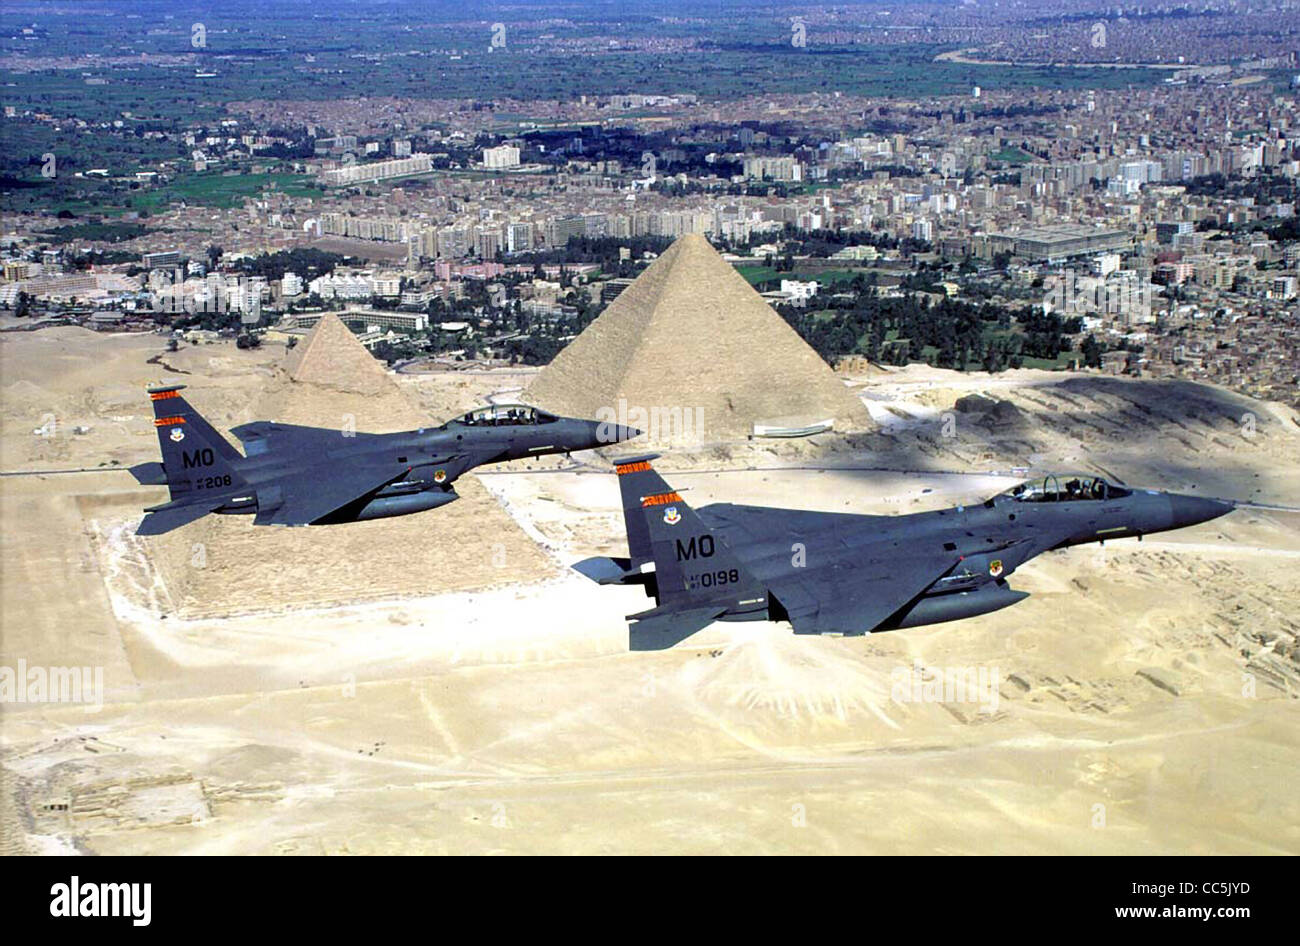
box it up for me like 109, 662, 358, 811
2, 326, 1298, 854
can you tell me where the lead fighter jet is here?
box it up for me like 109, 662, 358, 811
130, 385, 638, 535
575, 455, 1234, 650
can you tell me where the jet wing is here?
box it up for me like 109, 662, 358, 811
768, 548, 961, 636
698, 502, 887, 544
254, 465, 404, 526
229, 421, 379, 458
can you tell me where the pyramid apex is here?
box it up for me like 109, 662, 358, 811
664, 232, 716, 254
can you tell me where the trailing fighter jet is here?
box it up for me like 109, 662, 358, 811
575, 456, 1234, 650
129, 385, 639, 535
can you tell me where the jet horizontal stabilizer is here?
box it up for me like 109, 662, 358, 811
128, 461, 167, 486
572, 556, 640, 585
612, 452, 661, 467
136, 502, 223, 536
627, 605, 727, 651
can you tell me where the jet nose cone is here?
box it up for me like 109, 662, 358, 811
1168, 493, 1234, 528
582, 421, 643, 447
591, 421, 641, 445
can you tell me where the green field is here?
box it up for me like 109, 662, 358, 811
735, 266, 863, 287
127, 171, 320, 211
988, 146, 1037, 166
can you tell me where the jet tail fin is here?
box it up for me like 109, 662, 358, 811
614, 455, 762, 602
147, 385, 246, 501
571, 456, 771, 649
613, 455, 663, 569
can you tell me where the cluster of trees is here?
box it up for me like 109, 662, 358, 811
508, 235, 673, 274
1260, 216, 1300, 243
256, 138, 317, 160
649, 179, 718, 198
370, 337, 425, 364
1184, 172, 1298, 203
1016, 311, 1083, 359
500, 335, 565, 365
39, 221, 147, 244
778, 292, 1085, 372
767, 224, 932, 258
64, 248, 139, 269
229, 247, 347, 282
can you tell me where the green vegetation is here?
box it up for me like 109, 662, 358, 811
127, 171, 319, 212
38, 221, 149, 244
2, 50, 1165, 122
736, 266, 866, 288
2, 165, 319, 217
229, 247, 346, 282
736, 265, 782, 285
0, 2, 1172, 137
988, 146, 1037, 166
0, 1, 1174, 221
777, 288, 1087, 372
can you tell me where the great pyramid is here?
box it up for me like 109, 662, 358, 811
526, 233, 872, 442
148, 314, 555, 618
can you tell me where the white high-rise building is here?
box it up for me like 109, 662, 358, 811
506, 221, 534, 253
483, 145, 521, 169
319, 153, 432, 186
369, 275, 401, 297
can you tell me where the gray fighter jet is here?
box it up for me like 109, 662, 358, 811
130, 385, 638, 535
575, 455, 1234, 650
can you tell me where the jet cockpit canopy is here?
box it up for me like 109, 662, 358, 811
444, 404, 559, 428
1000, 473, 1130, 503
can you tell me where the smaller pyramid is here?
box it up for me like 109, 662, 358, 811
146, 313, 556, 616
283, 313, 391, 397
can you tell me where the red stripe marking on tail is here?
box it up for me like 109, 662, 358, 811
641, 491, 681, 507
